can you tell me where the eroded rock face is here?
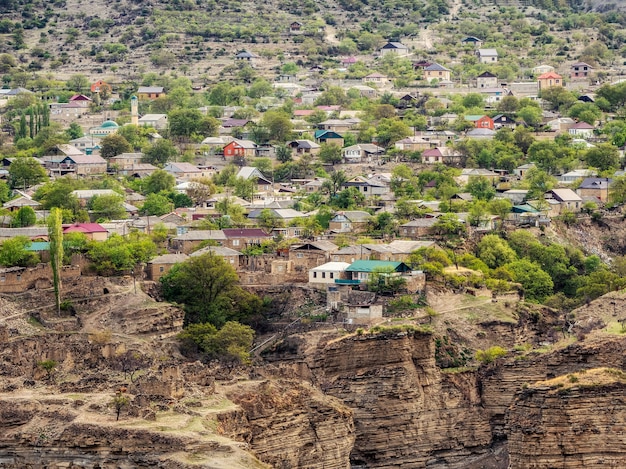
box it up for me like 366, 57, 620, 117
220, 380, 355, 469
314, 331, 497, 469
506, 382, 626, 468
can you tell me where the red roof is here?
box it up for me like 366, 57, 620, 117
63, 223, 107, 234
538, 71, 562, 79
222, 228, 269, 238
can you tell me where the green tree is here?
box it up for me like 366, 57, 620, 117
65, 122, 83, 140
8, 157, 47, 189
66, 74, 90, 93
37, 359, 57, 381
88, 194, 127, 220
466, 176, 495, 201
178, 321, 255, 364
143, 139, 178, 166
0, 236, 39, 267
86, 233, 156, 275
333, 186, 365, 209
261, 110, 293, 142
517, 105, 543, 128
143, 169, 175, 194
275, 144, 292, 163
100, 133, 132, 159
141, 193, 174, 216
609, 175, 626, 206
318, 143, 343, 165
161, 253, 262, 327
48, 207, 63, 315
477, 234, 517, 269
11, 206, 36, 227
585, 144, 620, 171
505, 259, 554, 302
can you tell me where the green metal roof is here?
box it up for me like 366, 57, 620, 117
26, 241, 50, 251
346, 260, 410, 273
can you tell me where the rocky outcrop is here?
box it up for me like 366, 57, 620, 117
506, 368, 626, 468
0, 398, 268, 469
220, 380, 355, 469
313, 330, 497, 468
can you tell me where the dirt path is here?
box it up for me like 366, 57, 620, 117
324, 25, 340, 45
449, 0, 463, 17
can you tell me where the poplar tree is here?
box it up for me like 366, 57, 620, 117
48, 207, 63, 315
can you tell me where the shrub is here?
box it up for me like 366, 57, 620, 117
475, 346, 507, 364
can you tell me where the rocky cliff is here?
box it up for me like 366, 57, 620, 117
506, 368, 626, 468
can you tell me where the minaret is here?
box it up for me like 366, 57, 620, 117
130, 95, 138, 126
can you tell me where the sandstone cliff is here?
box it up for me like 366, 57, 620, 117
506, 368, 626, 468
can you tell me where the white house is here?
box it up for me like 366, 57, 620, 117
309, 262, 351, 285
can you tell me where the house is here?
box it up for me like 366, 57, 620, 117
568, 121, 595, 138
317, 118, 361, 132
248, 208, 305, 224
399, 218, 439, 238
351, 85, 378, 98
70, 136, 101, 155
423, 63, 451, 82
222, 228, 270, 250
576, 177, 612, 202
343, 260, 412, 285
48, 154, 107, 176
91, 80, 111, 94
458, 168, 499, 185
571, 62, 592, 80
289, 21, 303, 33
342, 176, 389, 196
72, 189, 119, 207
476, 71, 498, 88
3, 196, 41, 213
397, 94, 419, 108
234, 50, 259, 64
477, 48, 498, 63
363, 73, 388, 85
290, 241, 339, 270
146, 253, 188, 281
342, 57, 357, 67
171, 230, 227, 253
314, 130, 344, 147
223, 139, 257, 158
331, 245, 372, 264
379, 42, 410, 56
461, 36, 483, 47
466, 128, 496, 139
309, 262, 351, 286
546, 188, 582, 212
163, 162, 202, 181
546, 117, 576, 133
138, 114, 168, 130
342, 144, 385, 163
394, 136, 436, 152
328, 211, 372, 233
533, 64, 555, 75
288, 140, 321, 155
559, 169, 597, 184
0, 227, 49, 242
412, 60, 433, 70
538, 72, 563, 90
421, 147, 464, 166
63, 223, 108, 241
465, 115, 495, 130
500, 190, 529, 205
190, 246, 243, 269
137, 86, 165, 100
480, 87, 510, 105
493, 114, 517, 129
513, 164, 536, 179
236, 166, 273, 192
109, 153, 144, 171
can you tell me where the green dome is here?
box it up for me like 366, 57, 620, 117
100, 120, 119, 128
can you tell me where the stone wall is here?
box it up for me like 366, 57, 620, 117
0, 263, 80, 293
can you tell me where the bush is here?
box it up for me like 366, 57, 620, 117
475, 346, 507, 364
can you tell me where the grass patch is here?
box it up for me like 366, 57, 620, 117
538, 367, 626, 393
440, 366, 477, 374
604, 321, 626, 335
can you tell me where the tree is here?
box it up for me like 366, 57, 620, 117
88, 194, 127, 220
466, 176, 495, 201
86, 233, 156, 275
367, 266, 407, 295
505, 259, 554, 302
111, 391, 130, 421
11, 206, 36, 227
161, 253, 262, 327
143, 169, 175, 195
48, 208, 63, 315
141, 193, 174, 216
65, 122, 83, 140
100, 134, 132, 159
477, 234, 517, 269
321, 170, 348, 198
488, 198, 512, 226
333, 187, 365, 209
318, 143, 343, 165
8, 157, 47, 189
517, 105, 543, 128
143, 139, 178, 166
261, 110, 293, 142
37, 359, 57, 381
178, 321, 255, 364
609, 175, 626, 206
585, 144, 620, 171
0, 236, 39, 267
66, 74, 90, 93
275, 144, 293, 163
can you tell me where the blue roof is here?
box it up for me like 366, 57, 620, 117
26, 241, 50, 251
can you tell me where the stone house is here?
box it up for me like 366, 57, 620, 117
423, 63, 451, 82
314, 130, 344, 147
476, 48, 498, 63
328, 211, 372, 233
342, 176, 389, 197
399, 218, 439, 238
163, 162, 203, 181
476, 71, 498, 88
137, 86, 165, 100
190, 246, 243, 269
576, 177, 611, 203
171, 230, 227, 253
571, 62, 592, 80
146, 253, 188, 281
342, 144, 385, 163
289, 240, 339, 271
379, 42, 409, 56
222, 228, 270, 250
545, 188, 582, 212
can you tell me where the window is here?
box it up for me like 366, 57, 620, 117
313, 272, 317, 278
330, 272, 334, 279
159, 266, 164, 272
233, 239, 240, 246
322, 272, 326, 279
297, 253, 303, 258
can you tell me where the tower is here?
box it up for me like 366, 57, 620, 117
130, 95, 138, 126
